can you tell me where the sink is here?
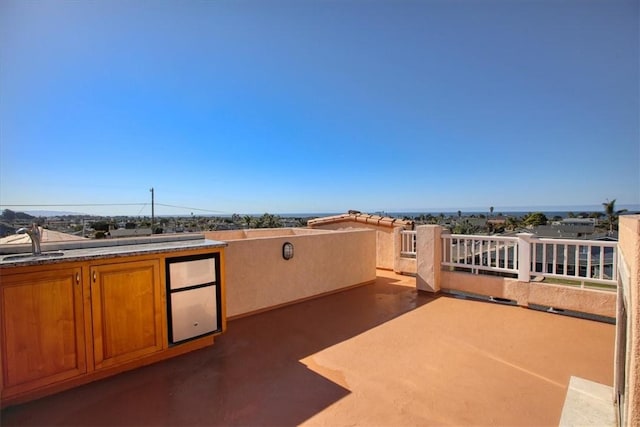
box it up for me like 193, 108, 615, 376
2, 252, 65, 262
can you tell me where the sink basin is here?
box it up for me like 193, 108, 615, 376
2, 252, 65, 262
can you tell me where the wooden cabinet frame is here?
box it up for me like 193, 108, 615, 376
0, 267, 86, 396
0, 247, 225, 408
90, 259, 164, 370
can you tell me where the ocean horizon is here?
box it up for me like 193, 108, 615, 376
278, 204, 640, 218
17, 203, 640, 219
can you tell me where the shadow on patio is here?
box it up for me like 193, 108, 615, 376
1, 271, 614, 426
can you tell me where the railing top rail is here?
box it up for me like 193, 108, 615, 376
444, 234, 518, 242
445, 233, 618, 247
533, 237, 617, 247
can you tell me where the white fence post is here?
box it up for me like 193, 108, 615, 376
516, 232, 534, 282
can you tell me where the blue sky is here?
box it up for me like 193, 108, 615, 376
1, 0, 638, 216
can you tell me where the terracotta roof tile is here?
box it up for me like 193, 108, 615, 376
308, 211, 414, 229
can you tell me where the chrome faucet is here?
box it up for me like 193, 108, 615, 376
17, 223, 42, 256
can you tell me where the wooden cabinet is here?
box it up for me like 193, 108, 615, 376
0, 247, 224, 407
90, 260, 164, 369
0, 267, 86, 396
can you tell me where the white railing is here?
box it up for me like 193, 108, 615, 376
400, 230, 417, 258
530, 237, 617, 286
442, 234, 519, 275
439, 233, 618, 289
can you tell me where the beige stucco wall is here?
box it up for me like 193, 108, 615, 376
441, 271, 529, 304
617, 215, 640, 426
206, 227, 327, 241
310, 221, 397, 270
527, 282, 616, 317
394, 255, 417, 275
440, 271, 616, 318
204, 228, 376, 318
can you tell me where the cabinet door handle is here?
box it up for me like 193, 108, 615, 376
76, 273, 80, 284
93, 271, 97, 282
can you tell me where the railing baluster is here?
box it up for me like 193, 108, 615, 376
612, 247, 617, 280
503, 241, 508, 269
470, 239, 475, 267
464, 238, 468, 265
599, 245, 605, 281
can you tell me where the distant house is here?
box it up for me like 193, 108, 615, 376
533, 221, 596, 239
108, 228, 153, 238
463, 218, 488, 228
559, 218, 598, 226
212, 223, 239, 231
0, 227, 86, 244
281, 218, 302, 228
486, 216, 507, 227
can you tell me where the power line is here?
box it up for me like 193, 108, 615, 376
0, 202, 229, 215
0, 203, 146, 207
155, 203, 228, 214
136, 203, 148, 216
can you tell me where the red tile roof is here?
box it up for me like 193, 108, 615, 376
308, 211, 414, 230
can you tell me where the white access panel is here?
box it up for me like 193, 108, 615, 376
171, 285, 218, 342
169, 258, 216, 290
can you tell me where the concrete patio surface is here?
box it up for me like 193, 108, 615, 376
1, 270, 615, 426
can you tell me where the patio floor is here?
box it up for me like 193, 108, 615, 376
1, 270, 615, 426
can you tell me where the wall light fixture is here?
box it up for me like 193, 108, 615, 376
282, 242, 294, 260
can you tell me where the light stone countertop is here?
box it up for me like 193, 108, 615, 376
0, 234, 227, 268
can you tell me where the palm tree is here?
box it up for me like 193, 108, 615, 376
602, 199, 627, 234
489, 206, 494, 217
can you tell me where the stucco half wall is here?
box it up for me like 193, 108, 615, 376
204, 228, 377, 318
441, 271, 616, 318
617, 215, 640, 426
308, 213, 413, 270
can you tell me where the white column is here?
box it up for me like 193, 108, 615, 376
516, 232, 534, 282
393, 227, 402, 273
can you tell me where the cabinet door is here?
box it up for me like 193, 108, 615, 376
90, 260, 164, 370
1, 267, 86, 395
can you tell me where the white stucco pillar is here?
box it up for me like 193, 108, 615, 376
616, 215, 640, 426
416, 225, 443, 293
516, 232, 535, 282
393, 227, 402, 273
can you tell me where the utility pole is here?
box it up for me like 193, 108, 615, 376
150, 187, 155, 232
